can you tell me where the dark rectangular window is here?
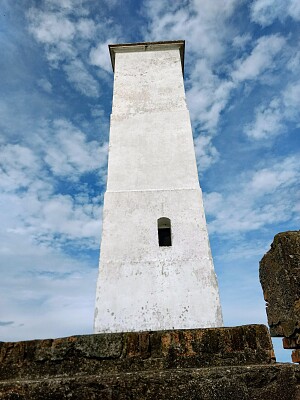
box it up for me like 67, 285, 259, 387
158, 227, 172, 246
157, 217, 172, 247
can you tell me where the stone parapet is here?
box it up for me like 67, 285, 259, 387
1, 325, 300, 399
0, 325, 273, 380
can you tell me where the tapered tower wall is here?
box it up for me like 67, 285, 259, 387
94, 41, 223, 333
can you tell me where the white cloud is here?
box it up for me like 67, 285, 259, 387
194, 135, 219, 172
0, 236, 98, 340
188, 80, 234, 131
144, 0, 240, 62
0, 116, 105, 341
46, 42, 77, 67
102, 0, 119, 8
287, 50, 300, 73
1, 192, 102, 251
0, 118, 108, 254
245, 98, 284, 140
251, 0, 300, 26
26, 5, 109, 95
204, 156, 300, 235
89, 39, 115, 73
144, 1, 289, 157
44, 0, 90, 16
215, 240, 270, 262
46, 0, 75, 12
232, 35, 285, 82
29, 194, 102, 245
203, 192, 223, 215
143, 1, 292, 172
37, 78, 53, 93
63, 59, 101, 97
187, 59, 235, 130
288, 0, 300, 21
27, 9, 76, 44
232, 33, 252, 49
0, 144, 43, 192
245, 80, 300, 140
283, 81, 300, 117
1, 119, 108, 186
42, 119, 108, 177
249, 157, 299, 194
77, 18, 96, 38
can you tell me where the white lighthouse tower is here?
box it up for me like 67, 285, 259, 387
94, 41, 223, 333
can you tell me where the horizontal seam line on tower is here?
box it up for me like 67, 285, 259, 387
110, 109, 189, 117
106, 188, 201, 193
101, 257, 212, 263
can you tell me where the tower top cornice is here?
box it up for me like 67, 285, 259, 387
108, 40, 185, 75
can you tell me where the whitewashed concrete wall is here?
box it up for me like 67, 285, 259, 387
94, 42, 223, 333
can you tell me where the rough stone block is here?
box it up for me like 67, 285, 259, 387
259, 231, 300, 337
0, 364, 300, 399
0, 325, 274, 381
1, 326, 299, 399
283, 336, 300, 349
292, 349, 300, 363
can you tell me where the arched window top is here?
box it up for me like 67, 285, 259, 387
158, 217, 171, 229
157, 217, 172, 247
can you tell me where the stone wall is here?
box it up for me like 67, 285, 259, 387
1, 325, 300, 399
260, 230, 300, 362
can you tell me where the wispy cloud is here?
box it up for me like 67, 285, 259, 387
37, 78, 53, 93
187, 59, 235, 131
41, 119, 108, 178
205, 155, 300, 235
143, 0, 240, 62
26, 1, 119, 96
0, 117, 107, 254
0, 321, 14, 327
194, 135, 220, 172
63, 59, 101, 97
142, 0, 296, 169
250, 0, 300, 26
231, 34, 285, 82
89, 39, 116, 73
244, 97, 285, 140
27, 9, 76, 44
245, 80, 300, 139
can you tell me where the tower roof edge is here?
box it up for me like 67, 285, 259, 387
108, 40, 185, 76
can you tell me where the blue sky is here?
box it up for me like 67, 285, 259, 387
0, 0, 299, 362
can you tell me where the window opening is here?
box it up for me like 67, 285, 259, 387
158, 217, 172, 247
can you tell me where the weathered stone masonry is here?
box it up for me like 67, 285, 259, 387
260, 230, 300, 363
1, 325, 300, 399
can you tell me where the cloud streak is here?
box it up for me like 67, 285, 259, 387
26, 2, 120, 96
251, 0, 300, 26
245, 80, 300, 139
205, 155, 300, 235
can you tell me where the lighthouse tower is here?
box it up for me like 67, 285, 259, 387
94, 41, 223, 333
